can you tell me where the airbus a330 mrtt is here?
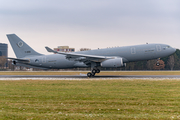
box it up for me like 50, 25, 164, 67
7, 34, 176, 77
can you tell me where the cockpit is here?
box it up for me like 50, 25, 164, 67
166, 46, 171, 48
163, 45, 172, 50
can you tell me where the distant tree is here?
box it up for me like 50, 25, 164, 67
147, 59, 156, 70
8, 60, 15, 71
173, 49, 180, 70
135, 61, 147, 70
167, 55, 175, 70
0, 56, 6, 69
125, 62, 135, 70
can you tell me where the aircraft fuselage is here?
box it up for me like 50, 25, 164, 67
19, 43, 175, 69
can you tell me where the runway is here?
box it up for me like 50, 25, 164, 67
1, 75, 180, 80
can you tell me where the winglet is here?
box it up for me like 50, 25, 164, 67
45, 47, 58, 53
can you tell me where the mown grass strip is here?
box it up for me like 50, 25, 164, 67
0, 79, 180, 119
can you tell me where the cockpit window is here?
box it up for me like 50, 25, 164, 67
166, 46, 171, 48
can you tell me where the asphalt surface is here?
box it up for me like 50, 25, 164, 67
0, 75, 180, 79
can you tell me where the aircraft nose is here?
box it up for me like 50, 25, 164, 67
172, 48, 176, 53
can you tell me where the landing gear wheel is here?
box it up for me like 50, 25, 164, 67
156, 58, 160, 66
92, 69, 97, 74
96, 69, 100, 73
87, 72, 92, 77
91, 73, 95, 77
156, 61, 160, 66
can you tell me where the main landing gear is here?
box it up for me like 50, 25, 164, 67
87, 68, 100, 77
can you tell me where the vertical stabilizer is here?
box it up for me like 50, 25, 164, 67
7, 34, 42, 58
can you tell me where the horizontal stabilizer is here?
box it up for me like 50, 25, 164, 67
7, 57, 30, 63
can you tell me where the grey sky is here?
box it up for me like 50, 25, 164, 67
0, 0, 179, 57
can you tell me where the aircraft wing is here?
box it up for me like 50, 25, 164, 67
45, 47, 112, 63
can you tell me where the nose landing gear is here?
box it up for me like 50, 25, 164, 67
156, 58, 160, 66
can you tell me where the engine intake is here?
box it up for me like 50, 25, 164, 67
101, 58, 124, 68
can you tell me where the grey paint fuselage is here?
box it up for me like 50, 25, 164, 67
21, 43, 176, 69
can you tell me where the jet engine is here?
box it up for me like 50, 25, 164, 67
101, 58, 124, 68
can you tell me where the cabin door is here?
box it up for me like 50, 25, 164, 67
131, 47, 136, 54
42, 57, 46, 63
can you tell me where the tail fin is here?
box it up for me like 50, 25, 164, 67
7, 34, 42, 58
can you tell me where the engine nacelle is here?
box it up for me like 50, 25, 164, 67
101, 58, 124, 68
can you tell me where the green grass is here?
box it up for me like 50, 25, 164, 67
1, 79, 180, 119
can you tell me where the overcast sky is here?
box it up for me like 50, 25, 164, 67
0, 0, 180, 57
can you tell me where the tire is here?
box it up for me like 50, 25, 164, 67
87, 72, 92, 77
92, 69, 97, 74
91, 73, 95, 76
96, 69, 100, 73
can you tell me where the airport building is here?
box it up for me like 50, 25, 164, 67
0, 43, 8, 57
0, 43, 8, 67
54, 46, 75, 52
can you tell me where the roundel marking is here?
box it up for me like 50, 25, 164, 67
18, 41, 23, 47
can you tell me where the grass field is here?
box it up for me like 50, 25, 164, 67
1, 79, 180, 119
0, 71, 180, 75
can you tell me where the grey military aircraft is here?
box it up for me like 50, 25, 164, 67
7, 34, 176, 77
